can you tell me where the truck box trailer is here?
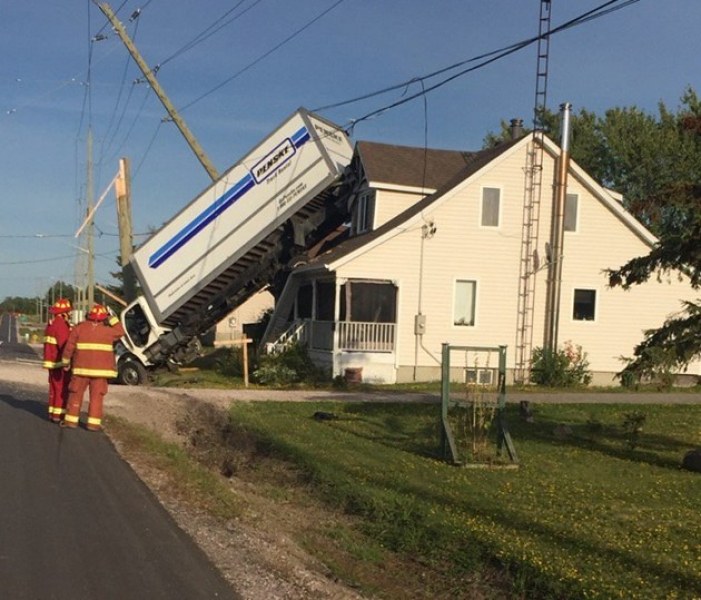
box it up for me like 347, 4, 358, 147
116, 108, 353, 384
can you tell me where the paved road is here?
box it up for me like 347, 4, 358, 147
0, 313, 39, 362
0, 380, 238, 599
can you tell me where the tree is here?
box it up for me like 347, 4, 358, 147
0, 296, 39, 315
606, 91, 701, 380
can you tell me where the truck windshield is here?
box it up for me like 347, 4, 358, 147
124, 303, 151, 348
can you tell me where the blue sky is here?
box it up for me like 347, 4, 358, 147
0, 0, 698, 299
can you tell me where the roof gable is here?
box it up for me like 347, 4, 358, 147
356, 141, 477, 190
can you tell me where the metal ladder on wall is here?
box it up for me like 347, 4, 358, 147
514, 0, 552, 383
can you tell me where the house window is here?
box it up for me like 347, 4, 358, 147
481, 187, 500, 227
573, 289, 596, 321
454, 280, 476, 326
564, 193, 578, 232
353, 190, 375, 234
339, 281, 397, 322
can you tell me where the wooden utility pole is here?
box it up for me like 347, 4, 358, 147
96, 2, 219, 182
116, 157, 137, 302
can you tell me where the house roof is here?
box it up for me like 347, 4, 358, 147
299, 133, 656, 274
355, 141, 478, 190
302, 138, 522, 269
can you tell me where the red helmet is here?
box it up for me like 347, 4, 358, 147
87, 304, 109, 321
49, 298, 72, 315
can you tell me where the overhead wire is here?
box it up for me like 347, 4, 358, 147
155, 0, 263, 73
314, 0, 640, 129
179, 0, 348, 113
99, 15, 142, 165
104, 84, 153, 166
133, 119, 163, 179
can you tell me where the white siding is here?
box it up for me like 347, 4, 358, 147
215, 289, 273, 341
558, 177, 694, 375
331, 139, 700, 382
373, 189, 427, 229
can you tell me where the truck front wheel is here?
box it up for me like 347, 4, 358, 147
118, 358, 148, 386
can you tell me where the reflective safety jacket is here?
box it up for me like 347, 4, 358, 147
62, 317, 125, 378
42, 316, 71, 370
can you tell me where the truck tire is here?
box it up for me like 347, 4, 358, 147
118, 358, 148, 386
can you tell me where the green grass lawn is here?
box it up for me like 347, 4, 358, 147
226, 401, 701, 599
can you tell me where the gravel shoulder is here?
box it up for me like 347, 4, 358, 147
3, 358, 367, 600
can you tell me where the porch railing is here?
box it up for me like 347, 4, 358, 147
267, 320, 396, 354
265, 319, 308, 354
337, 321, 395, 352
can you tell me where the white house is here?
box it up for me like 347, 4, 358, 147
214, 288, 273, 343
261, 134, 700, 385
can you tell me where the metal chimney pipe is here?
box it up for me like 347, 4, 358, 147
544, 102, 573, 352
509, 118, 524, 140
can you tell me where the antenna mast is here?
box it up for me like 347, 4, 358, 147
514, 0, 552, 383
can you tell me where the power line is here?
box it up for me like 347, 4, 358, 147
179, 0, 348, 113
156, 0, 262, 72
104, 83, 153, 165
315, 0, 640, 128
99, 16, 142, 164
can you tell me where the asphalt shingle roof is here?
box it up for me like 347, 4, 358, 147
356, 141, 477, 190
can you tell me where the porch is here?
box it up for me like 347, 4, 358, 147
271, 319, 396, 353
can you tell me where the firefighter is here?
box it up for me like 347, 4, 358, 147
42, 298, 72, 423
61, 304, 125, 431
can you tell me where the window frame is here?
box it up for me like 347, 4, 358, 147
480, 186, 501, 228
564, 193, 579, 233
572, 287, 597, 322
453, 278, 477, 327
353, 190, 375, 235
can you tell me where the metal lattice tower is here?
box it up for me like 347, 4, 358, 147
514, 0, 552, 383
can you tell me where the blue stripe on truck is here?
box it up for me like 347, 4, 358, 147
148, 126, 311, 269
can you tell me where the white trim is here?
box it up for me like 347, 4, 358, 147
353, 190, 374, 235
366, 181, 437, 195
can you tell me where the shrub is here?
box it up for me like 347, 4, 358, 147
531, 340, 592, 387
252, 342, 327, 386
215, 347, 245, 378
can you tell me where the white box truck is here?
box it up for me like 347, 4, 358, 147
115, 108, 353, 384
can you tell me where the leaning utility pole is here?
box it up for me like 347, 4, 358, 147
115, 157, 137, 302
96, 2, 219, 182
